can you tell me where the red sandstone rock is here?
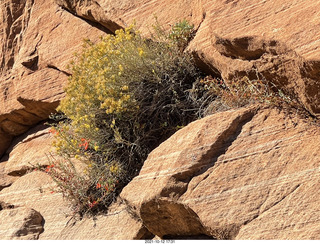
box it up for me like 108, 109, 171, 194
121, 106, 320, 239
2, 0, 320, 157
1, 0, 320, 240
4, 124, 53, 176
57, 201, 153, 240
0, 0, 107, 157
0, 170, 152, 240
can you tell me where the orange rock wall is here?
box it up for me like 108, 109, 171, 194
1, 0, 320, 240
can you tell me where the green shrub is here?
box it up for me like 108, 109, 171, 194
47, 22, 207, 216
168, 19, 195, 50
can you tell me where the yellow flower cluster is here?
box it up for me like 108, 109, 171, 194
59, 25, 150, 123
47, 20, 203, 217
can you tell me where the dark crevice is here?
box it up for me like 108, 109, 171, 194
49, 22, 62, 34
139, 199, 212, 239
0, 153, 9, 163
170, 108, 257, 197
37, 217, 46, 239
192, 50, 222, 79
17, 97, 59, 119
0, 201, 15, 210
59, 5, 117, 35
21, 55, 38, 71
214, 36, 268, 61
0, 121, 48, 162
20, 131, 49, 144
194, 108, 257, 176
7, 168, 28, 177
47, 64, 71, 76
0, 183, 13, 192
262, 183, 301, 213
19, 108, 49, 121
135, 227, 155, 240
8, 109, 44, 125
1, 118, 30, 134
3, 87, 9, 101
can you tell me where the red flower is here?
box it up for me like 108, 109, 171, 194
84, 142, 88, 150
79, 138, 90, 150
45, 164, 54, 173
96, 183, 101, 189
88, 201, 97, 208
49, 128, 59, 136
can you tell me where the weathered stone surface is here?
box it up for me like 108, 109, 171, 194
58, 201, 153, 240
0, 170, 152, 240
3, 123, 53, 176
0, 0, 34, 75
0, 171, 70, 239
187, 1, 320, 116
192, 34, 320, 117
121, 106, 320, 239
0, 123, 56, 193
54, 0, 122, 33
0, 0, 108, 157
0, 161, 18, 191
0, 205, 44, 240
54, 0, 205, 34
2, 0, 320, 240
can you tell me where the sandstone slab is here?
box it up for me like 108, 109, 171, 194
0, 171, 70, 239
3, 123, 53, 176
2, 0, 320, 240
121, 106, 320, 239
0, 121, 151, 240
0, 160, 18, 191
0, 170, 152, 240
57, 201, 152, 240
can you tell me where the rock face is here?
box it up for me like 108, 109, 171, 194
54, 0, 320, 116
1, 0, 320, 240
121, 106, 320, 239
0, 0, 110, 157
2, 0, 320, 158
1, 0, 320, 152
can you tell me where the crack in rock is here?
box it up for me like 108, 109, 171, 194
169, 108, 257, 197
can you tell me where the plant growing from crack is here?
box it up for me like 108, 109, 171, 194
44, 21, 209, 217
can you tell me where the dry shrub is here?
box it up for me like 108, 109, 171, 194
200, 74, 296, 114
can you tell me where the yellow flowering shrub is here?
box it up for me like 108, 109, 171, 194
46, 22, 207, 216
